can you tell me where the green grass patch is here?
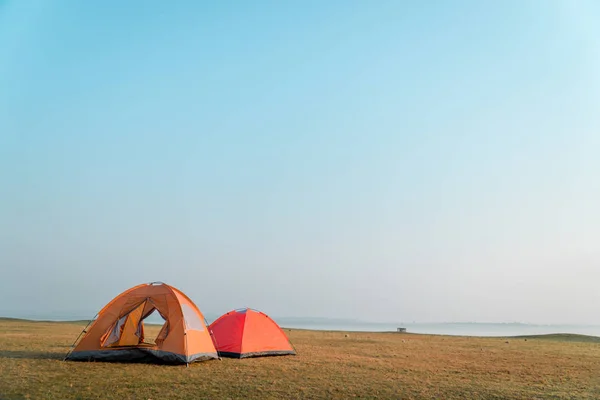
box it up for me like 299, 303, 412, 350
512, 333, 600, 343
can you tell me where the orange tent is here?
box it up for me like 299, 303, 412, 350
209, 308, 296, 358
65, 282, 218, 364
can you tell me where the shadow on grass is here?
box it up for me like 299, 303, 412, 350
0, 350, 65, 360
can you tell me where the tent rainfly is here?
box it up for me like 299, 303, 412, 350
65, 282, 218, 364
209, 308, 296, 358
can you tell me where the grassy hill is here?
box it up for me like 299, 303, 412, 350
512, 333, 600, 343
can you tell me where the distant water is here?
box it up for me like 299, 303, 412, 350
274, 318, 600, 337
3, 311, 600, 337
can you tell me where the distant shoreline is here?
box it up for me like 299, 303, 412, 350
2, 316, 599, 340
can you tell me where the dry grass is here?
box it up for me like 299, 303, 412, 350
1, 319, 599, 399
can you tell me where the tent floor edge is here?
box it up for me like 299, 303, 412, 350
65, 349, 219, 365
218, 350, 296, 359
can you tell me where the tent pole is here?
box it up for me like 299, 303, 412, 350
63, 313, 98, 361
184, 331, 189, 367
205, 316, 221, 360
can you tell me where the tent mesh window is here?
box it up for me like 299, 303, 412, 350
181, 303, 205, 331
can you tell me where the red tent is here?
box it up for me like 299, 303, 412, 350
209, 308, 296, 358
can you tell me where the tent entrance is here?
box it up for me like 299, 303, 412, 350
101, 299, 169, 348
139, 309, 168, 346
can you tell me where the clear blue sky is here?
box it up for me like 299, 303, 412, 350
1, 0, 599, 324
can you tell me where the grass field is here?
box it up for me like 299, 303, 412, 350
1, 319, 599, 399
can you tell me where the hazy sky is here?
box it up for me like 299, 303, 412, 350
1, 0, 599, 325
